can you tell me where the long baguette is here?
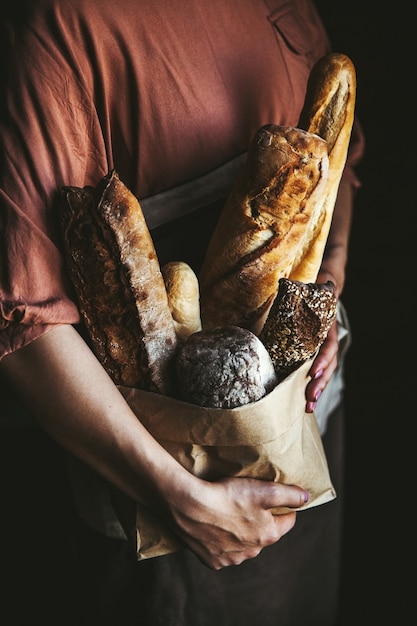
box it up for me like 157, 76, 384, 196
289, 52, 356, 282
199, 53, 356, 335
60, 170, 178, 394
199, 125, 329, 335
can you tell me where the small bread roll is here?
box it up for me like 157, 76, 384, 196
161, 261, 202, 341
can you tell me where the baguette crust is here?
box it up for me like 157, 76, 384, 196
289, 53, 356, 282
60, 170, 178, 394
199, 125, 329, 335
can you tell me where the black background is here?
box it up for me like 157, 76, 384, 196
315, 2, 413, 623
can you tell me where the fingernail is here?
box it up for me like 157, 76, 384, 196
306, 401, 317, 413
313, 369, 323, 380
314, 389, 322, 402
304, 491, 309, 503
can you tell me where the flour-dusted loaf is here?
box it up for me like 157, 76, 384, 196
175, 326, 278, 409
260, 278, 337, 381
199, 125, 329, 335
60, 170, 178, 394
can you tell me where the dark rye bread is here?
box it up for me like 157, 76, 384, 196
260, 278, 337, 381
60, 170, 178, 394
175, 326, 278, 409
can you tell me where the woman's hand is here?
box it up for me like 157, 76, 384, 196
305, 319, 339, 413
304, 179, 353, 413
163, 475, 308, 570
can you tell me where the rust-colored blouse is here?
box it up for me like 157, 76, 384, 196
0, 0, 364, 359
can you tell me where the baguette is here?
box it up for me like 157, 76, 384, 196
199, 53, 356, 336
199, 125, 329, 335
289, 52, 356, 282
60, 170, 178, 394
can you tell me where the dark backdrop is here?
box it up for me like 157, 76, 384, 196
314, 3, 413, 623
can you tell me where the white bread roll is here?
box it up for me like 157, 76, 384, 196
161, 261, 202, 342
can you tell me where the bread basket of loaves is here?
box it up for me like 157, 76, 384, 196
60, 53, 356, 559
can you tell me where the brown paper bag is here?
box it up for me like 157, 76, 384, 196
118, 357, 336, 560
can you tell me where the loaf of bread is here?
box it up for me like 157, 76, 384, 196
199, 53, 356, 336
175, 278, 336, 408
175, 326, 278, 408
199, 125, 329, 335
289, 52, 357, 283
161, 261, 202, 342
260, 278, 337, 382
60, 170, 178, 394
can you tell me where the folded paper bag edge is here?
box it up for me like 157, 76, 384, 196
118, 359, 313, 446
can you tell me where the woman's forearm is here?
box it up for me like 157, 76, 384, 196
317, 180, 354, 296
0, 324, 195, 508
0, 323, 309, 569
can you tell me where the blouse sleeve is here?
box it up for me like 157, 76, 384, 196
0, 13, 108, 360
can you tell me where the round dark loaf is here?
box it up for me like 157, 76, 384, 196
175, 326, 278, 409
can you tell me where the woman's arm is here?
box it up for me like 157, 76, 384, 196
0, 324, 308, 569
305, 179, 354, 412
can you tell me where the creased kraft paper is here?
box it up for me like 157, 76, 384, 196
118, 357, 336, 560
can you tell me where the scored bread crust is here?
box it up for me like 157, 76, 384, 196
199, 125, 329, 335
289, 53, 356, 283
60, 170, 178, 394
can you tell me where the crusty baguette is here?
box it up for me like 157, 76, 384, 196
199, 125, 329, 335
198, 53, 356, 336
161, 261, 202, 342
60, 170, 178, 394
260, 278, 337, 381
289, 53, 356, 282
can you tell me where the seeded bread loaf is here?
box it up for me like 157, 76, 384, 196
260, 278, 337, 382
